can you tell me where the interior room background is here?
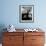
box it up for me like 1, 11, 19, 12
0, 0, 46, 44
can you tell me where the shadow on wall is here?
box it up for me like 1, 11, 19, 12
0, 24, 7, 43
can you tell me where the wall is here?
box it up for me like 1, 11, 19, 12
0, 0, 46, 43
0, 0, 46, 29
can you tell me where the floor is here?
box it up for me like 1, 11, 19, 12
0, 44, 2, 46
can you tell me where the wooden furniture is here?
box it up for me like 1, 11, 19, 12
24, 32, 45, 46
2, 30, 45, 46
2, 32, 24, 46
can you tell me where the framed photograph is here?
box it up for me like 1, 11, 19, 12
19, 5, 34, 23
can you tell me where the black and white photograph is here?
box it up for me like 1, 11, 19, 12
19, 5, 34, 23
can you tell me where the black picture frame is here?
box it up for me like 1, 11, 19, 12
19, 5, 34, 23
